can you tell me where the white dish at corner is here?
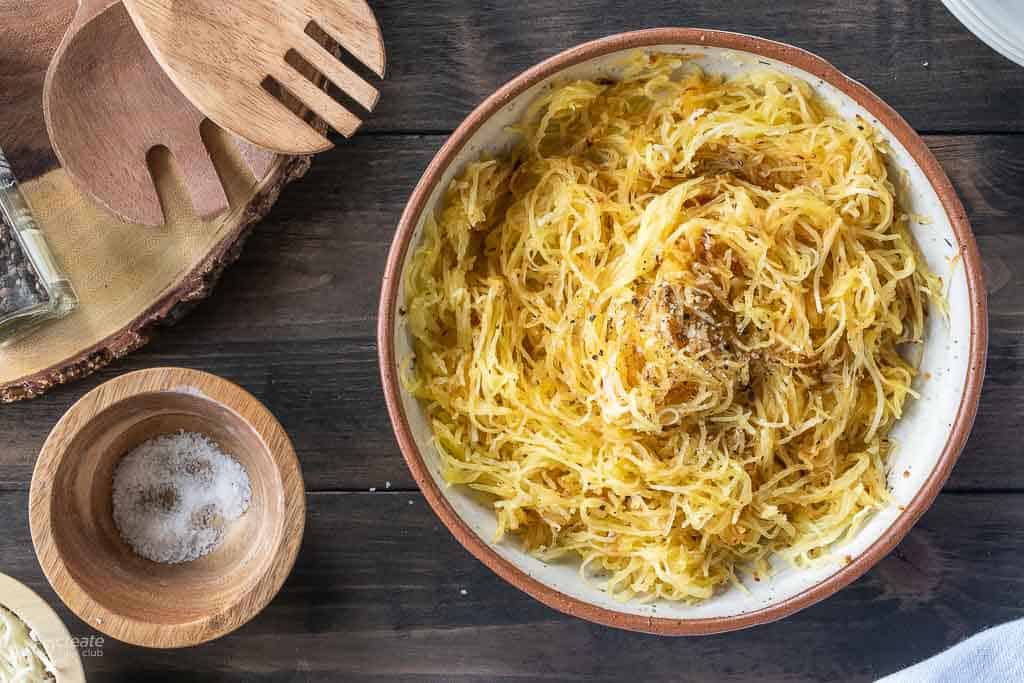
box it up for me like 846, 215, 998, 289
380, 29, 987, 634
942, 0, 1024, 67
0, 572, 85, 682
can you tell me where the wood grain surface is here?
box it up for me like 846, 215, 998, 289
361, 0, 1024, 134
2, 490, 1024, 681
2, 0, 1023, 680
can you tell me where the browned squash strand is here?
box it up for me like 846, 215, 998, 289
403, 54, 943, 602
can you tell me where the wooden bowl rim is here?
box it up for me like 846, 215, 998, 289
0, 571, 85, 682
377, 28, 988, 636
29, 367, 306, 648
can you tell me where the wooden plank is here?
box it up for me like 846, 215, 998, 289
1, 134, 1020, 492
0, 489, 1021, 681
364, 0, 1024, 134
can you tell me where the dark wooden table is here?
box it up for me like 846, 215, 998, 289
3, 2, 1023, 680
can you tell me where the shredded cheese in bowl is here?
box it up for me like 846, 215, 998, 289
403, 53, 944, 602
0, 605, 54, 682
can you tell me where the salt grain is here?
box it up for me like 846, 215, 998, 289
112, 431, 251, 564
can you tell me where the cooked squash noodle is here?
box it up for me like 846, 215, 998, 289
403, 54, 943, 602
0, 606, 54, 682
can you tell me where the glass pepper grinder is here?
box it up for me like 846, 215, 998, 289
0, 145, 77, 344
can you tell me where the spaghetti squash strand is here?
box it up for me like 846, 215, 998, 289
404, 54, 942, 603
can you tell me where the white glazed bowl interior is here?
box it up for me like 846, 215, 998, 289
391, 44, 973, 621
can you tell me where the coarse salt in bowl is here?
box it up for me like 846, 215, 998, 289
111, 430, 253, 565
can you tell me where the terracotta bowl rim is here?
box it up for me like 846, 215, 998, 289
29, 367, 306, 648
377, 27, 988, 635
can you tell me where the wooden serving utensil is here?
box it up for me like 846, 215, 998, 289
43, 0, 275, 226
122, 0, 386, 155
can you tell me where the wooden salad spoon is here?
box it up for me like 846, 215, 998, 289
44, 0, 274, 226
122, 0, 387, 155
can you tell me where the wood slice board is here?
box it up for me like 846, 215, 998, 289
0, 0, 315, 402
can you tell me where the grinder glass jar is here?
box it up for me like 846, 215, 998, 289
0, 145, 77, 344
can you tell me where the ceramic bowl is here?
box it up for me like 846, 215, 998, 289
942, 0, 1024, 68
0, 572, 85, 681
379, 28, 987, 635
30, 367, 305, 648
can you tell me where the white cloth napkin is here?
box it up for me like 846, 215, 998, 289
878, 619, 1024, 682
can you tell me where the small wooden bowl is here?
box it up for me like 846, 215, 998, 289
0, 572, 85, 682
29, 368, 305, 648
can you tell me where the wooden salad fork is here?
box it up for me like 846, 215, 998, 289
123, 0, 387, 155
44, 0, 275, 226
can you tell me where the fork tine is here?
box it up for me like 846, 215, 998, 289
102, 163, 166, 227
310, 0, 387, 77
172, 131, 230, 219
296, 33, 379, 111
273, 64, 362, 137
233, 137, 277, 180
242, 85, 334, 154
